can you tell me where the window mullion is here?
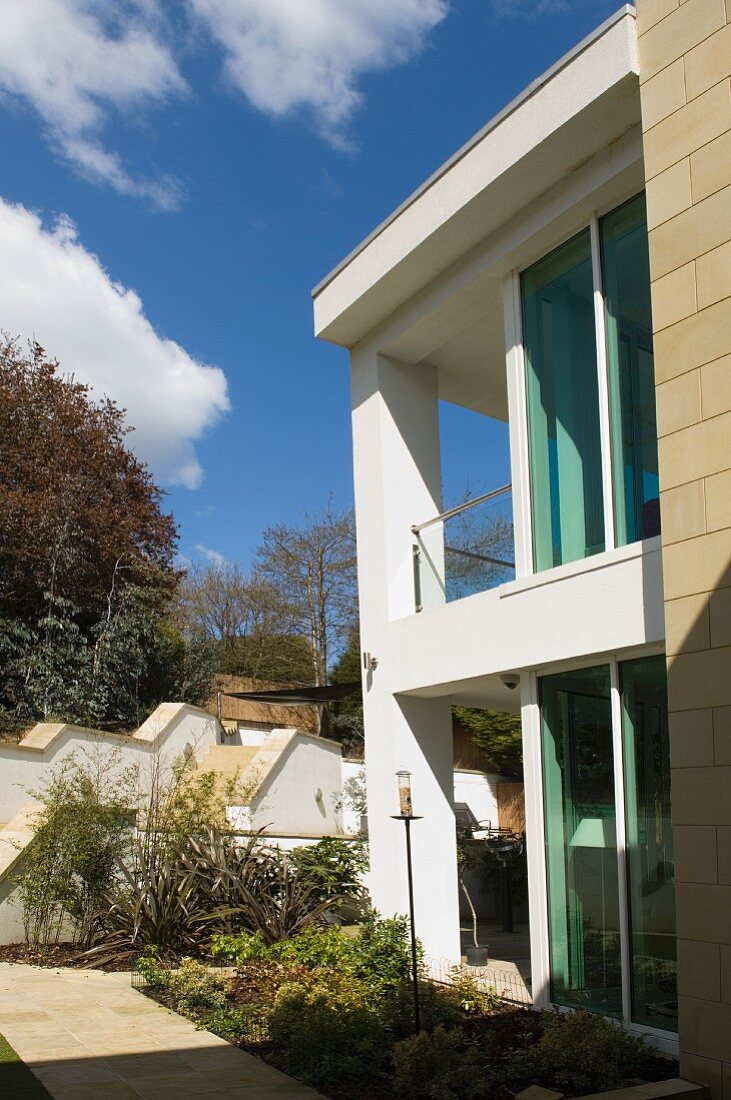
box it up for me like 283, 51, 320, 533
610, 657, 632, 1026
590, 215, 616, 552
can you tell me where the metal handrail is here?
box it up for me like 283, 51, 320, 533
410, 483, 512, 535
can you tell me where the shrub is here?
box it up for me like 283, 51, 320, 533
17, 749, 137, 947
392, 1026, 464, 1100
289, 837, 368, 910
211, 924, 359, 971
206, 1004, 267, 1044
135, 945, 169, 988
210, 930, 271, 967
166, 959, 230, 1017
355, 911, 418, 987
86, 840, 207, 965
518, 1010, 659, 1093
446, 966, 501, 1015
380, 978, 463, 1037
268, 972, 386, 1090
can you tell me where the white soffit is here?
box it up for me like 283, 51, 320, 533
313, 6, 640, 348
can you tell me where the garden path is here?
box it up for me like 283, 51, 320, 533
0, 963, 326, 1099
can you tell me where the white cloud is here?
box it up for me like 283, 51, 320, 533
0, 0, 186, 206
194, 545, 228, 567
0, 197, 230, 488
188, 0, 449, 147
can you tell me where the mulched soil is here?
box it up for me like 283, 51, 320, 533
0, 942, 131, 971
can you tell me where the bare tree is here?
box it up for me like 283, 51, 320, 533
253, 506, 358, 688
178, 561, 314, 684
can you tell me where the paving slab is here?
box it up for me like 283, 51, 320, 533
0, 963, 327, 1099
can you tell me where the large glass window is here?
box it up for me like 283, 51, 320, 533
601, 196, 660, 544
621, 655, 676, 1031
540, 666, 622, 1017
522, 231, 605, 572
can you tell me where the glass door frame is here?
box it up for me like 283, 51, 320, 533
520, 650, 678, 1054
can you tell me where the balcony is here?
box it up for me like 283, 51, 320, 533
412, 484, 515, 612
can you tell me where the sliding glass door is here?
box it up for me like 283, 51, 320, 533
540, 665, 622, 1016
539, 657, 676, 1032
621, 655, 676, 1029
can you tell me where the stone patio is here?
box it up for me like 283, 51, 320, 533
0, 963, 326, 1099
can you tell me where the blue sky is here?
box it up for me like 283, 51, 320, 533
0, 0, 619, 569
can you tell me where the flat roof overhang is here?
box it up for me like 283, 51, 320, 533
313, 5, 640, 349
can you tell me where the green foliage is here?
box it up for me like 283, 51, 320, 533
267, 971, 385, 1089
453, 706, 523, 778
135, 946, 169, 988
392, 1026, 464, 1100
289, 837, 368, 908
88, 840, 208, 965
266, 925, 358, 970
519, 1010, 660, 1094
18, 748, 137, 947
206, 1004, 266, 1044
380, 978, 463, 1038
356, 911, 417, 987
211, 917, 413, 989
0, 338, 215, 733
329, 627, 364, 756
210, 930, 271, 967
166, 958, 230, 1017
447, 966, 501, 1015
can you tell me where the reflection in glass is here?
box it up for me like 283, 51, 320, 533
601, 194, 660, 544
540, 666, 622, 1017
522, 231, 605, 572
621, 655, 676, 1030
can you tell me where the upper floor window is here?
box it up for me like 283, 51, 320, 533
601, 194, 659, 544
521, 195, 659, 574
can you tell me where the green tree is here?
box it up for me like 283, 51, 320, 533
453, 706, 523, 778
330, 628, 364, 756
0, 337, 212, 731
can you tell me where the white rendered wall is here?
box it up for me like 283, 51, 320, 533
453, 770, 503, 829
0, 705, 221, 824
250, 735, 343, 836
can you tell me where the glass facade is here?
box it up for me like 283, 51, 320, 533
539, 658, 676, 1033
621, 655, 676, 1030
521, 194, 658, 577
540, 666, 622, 1017
601, 196, 660, 544
522, 232, 605, 572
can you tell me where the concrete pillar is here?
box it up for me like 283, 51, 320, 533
350, 349, 461, 964
363, 690, 461, 964
637, 0, 731, 1092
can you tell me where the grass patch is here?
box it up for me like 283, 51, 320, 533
0, 1033, 51, 1098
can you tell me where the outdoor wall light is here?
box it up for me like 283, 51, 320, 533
362, 651, 378, 671
314, 787, 323, 803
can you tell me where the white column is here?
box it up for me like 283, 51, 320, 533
350, 348, 459, 964
350, 349, 443, 629
363, 689, 461, 966
521, 671, 551, 1008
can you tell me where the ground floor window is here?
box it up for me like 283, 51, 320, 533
539, 656, 676, 1032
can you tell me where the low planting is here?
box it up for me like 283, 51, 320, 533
137, 923, 675, 1100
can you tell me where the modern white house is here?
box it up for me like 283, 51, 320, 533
313, 1, 731, 1087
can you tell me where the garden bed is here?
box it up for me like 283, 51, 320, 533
133, 924, 677, 1100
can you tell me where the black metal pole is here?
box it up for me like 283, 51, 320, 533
500, 861, 514, 934
403, 816, 421, 1033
